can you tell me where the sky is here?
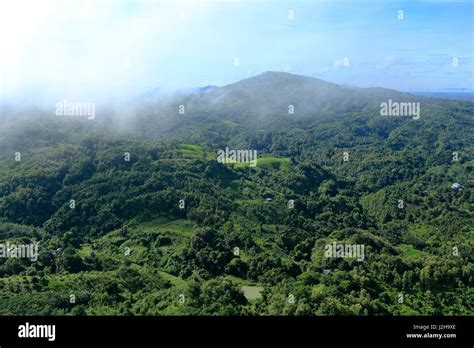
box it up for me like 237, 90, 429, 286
0, 0, 473, 103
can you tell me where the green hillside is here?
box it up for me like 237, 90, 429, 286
0, 73, 472, 315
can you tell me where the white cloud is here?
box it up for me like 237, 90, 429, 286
0, 0, 214, 102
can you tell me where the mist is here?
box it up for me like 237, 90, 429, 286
1, 0, 471, 113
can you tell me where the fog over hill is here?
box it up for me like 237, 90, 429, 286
122, 71, 444, 140
2, 71, 470, 147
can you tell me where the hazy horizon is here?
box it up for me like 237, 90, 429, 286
1, 0, 473, 105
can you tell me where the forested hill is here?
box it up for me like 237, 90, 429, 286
0, 72, 472, 315
128, 72, 465, 141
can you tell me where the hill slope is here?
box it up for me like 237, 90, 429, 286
0, 72, 472, 315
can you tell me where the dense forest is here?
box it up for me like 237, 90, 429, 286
0, 72, 472, 315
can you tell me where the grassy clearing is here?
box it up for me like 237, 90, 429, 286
233, 156, 290, 169
241, 285, 263, 300
257, 157, 290, 168
398, 244, 430, 259
159, 271, 187, 288
178, 149, 203, 157
177, 144, 214, 160
311, 284, 327, 296
78, 244, 93, 257
177, 144, 203, 151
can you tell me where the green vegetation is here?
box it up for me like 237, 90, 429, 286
0, 73, 472, 316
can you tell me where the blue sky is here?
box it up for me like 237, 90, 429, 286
0, 0, 472, 102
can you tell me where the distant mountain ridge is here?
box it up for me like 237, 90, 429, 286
410, 91, 474, 102
130, 71, 424, 139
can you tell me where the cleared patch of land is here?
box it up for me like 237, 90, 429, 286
241, 285, 264, 300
